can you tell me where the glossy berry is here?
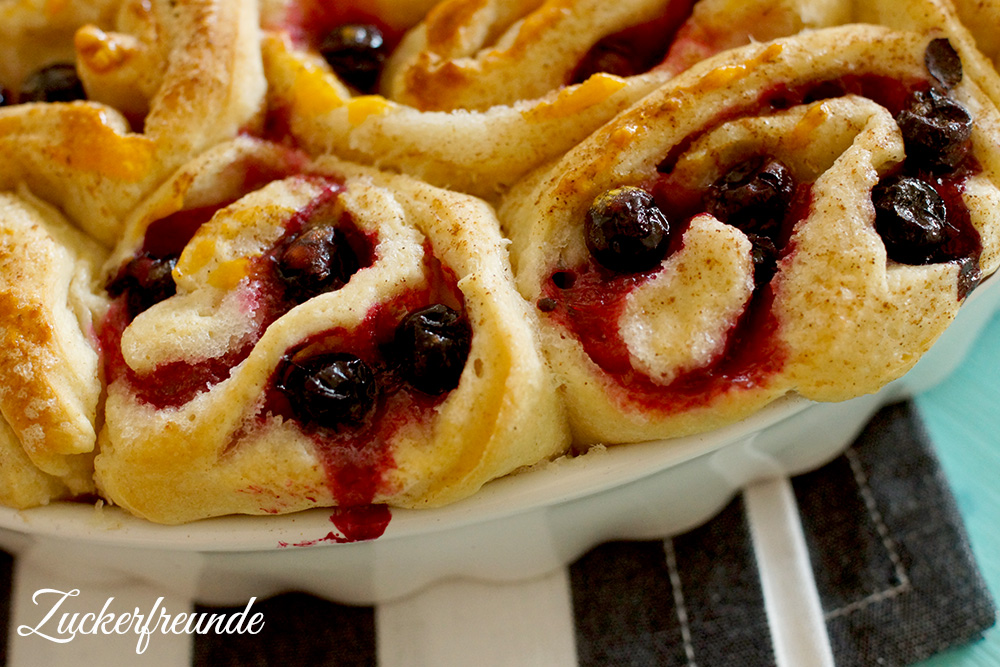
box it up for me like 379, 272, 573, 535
872, 177, 949, 264
585, 186, 671, 273
19, 63, 86, 103
319, 24, 388, 93
106, 254, 178, 318
0, 88, 12, 106
394, 304, 472, 395
704, 156, 795, 239
276, 226, 359, 302
896, 88, 972, 172
925, 38, 963, 90
747, 234, 779, 286
278, 353, 379, 429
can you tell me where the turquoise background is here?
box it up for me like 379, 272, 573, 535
916, 310, 1000, 666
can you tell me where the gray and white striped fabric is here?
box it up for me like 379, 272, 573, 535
2, 402, 994, 666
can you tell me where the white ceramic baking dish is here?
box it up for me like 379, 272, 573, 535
1, 272, 997, 606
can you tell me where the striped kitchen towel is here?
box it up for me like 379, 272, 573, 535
1, 401, 995, 666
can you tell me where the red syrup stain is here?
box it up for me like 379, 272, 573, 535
542, 259, 784, 414
268, 0, 406, 53
570, 0, 697, 83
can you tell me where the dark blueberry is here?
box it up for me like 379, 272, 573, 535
925, 38, 963, 90
278, 353, 379, 429
872, 177, 949, 264
0, 88, 13, 107
704, 156, 795, 239
319, 24, 388, 93
106, 253, 178, 318
19, 63, 86, 103
585, 186, 672, 273
896, 87, 972, 172
394, 304, 472, 395
276, 226, 359, 302
573, 40, 642, 83
747, 234, 779, 286
956, 256, 981, 300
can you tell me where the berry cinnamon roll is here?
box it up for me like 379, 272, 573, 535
94, 142, 568, 524
500, 26, 1000, 445
0, 0, 266, 246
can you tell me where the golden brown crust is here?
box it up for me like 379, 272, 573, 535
0, 188, 107, 498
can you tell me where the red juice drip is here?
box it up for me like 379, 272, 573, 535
277, 503, 391, 546
329, 504, 392, 542
570, 0, 697, 84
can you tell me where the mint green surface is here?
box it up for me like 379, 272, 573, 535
915, 310, 1000, 666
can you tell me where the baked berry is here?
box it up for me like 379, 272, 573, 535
896, 88, 972, 172
276, 225, 359, 303
585, 186, 672, 273
872, 176, 949, 264
278, 353, 380, 429
319, 24, 388, 93
536, 297, 558, 312
747, 234, 779, 286
0, 88, 13, 106
394, 304, 472, 395
106, 253, 178, 318
956, 256, 981, 299
19, 63, 86, 103
704, 156, 795, 239
574, 41, 641, 82
925, 38, 963, 90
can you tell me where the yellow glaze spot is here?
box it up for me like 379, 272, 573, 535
208, 259, 250, 290
44, 0, 68, 18
347, 95, 391, 126
75, 27, 131, 74
56, 107, 154, 181
787, 101, 831, 149
177, 238, 217, 279
292, 59, 348, 117
525, 74, 627, 122
691, 42, 785, 95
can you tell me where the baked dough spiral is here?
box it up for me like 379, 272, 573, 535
94, 141, 569, 524
500, 25, 1000, 444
